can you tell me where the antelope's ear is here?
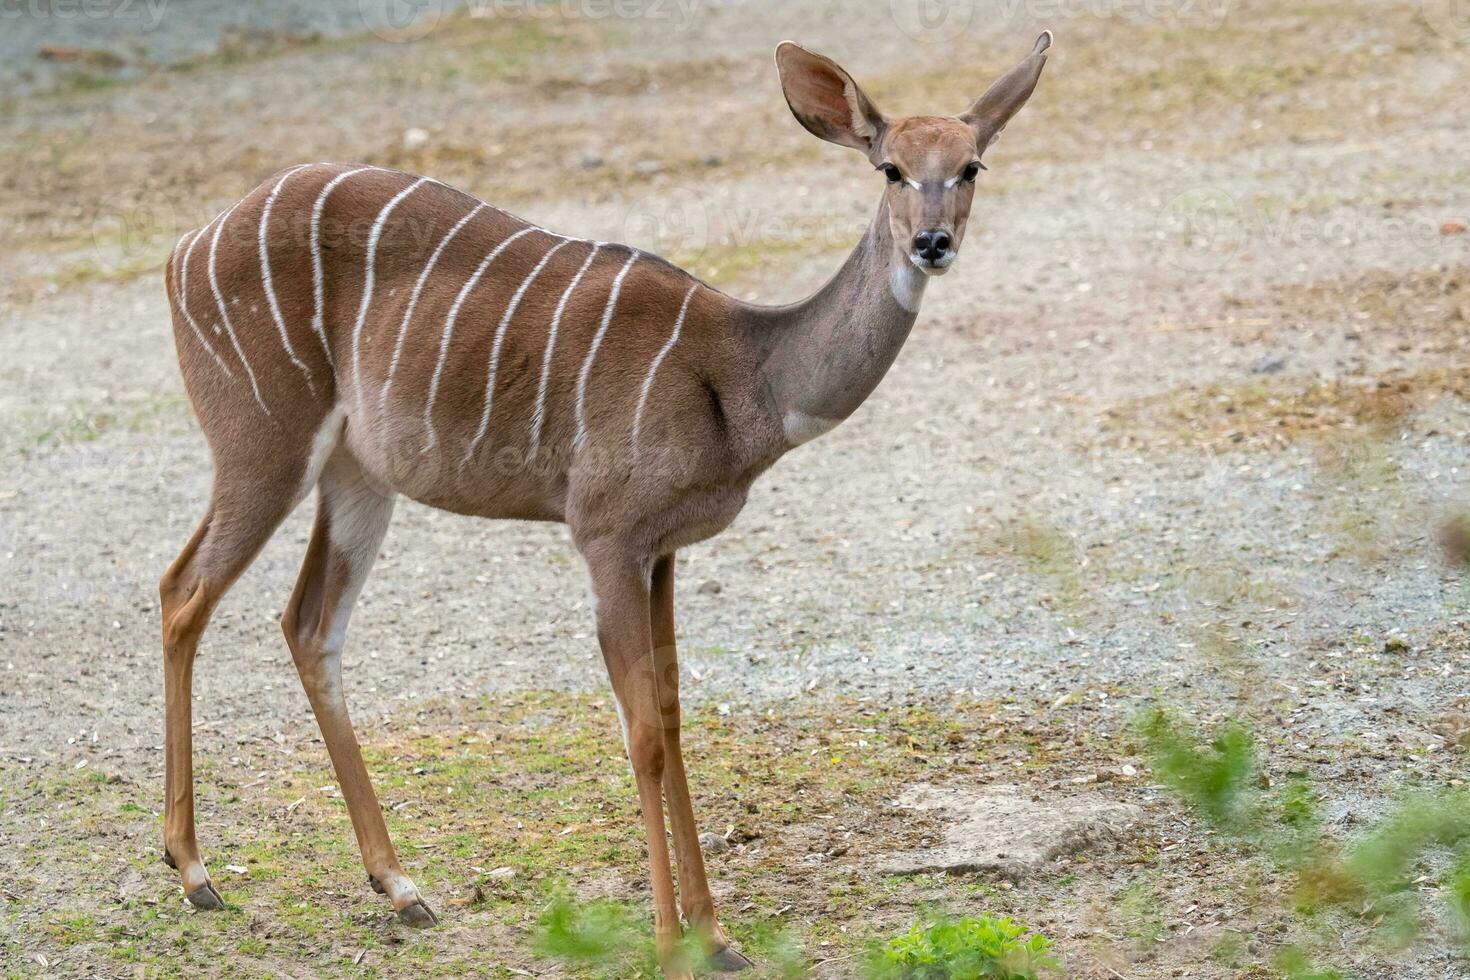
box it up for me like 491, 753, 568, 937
775, 41, 887, 158
960, 31, 1052, 153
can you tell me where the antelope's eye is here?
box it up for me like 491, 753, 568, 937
961, 161, 983, 182
881, 164, 903, 184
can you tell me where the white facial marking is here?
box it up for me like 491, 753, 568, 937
422, 226, 538, 452
529, 242, 602, 455
207, 203, 270, 414
351, 177, 429, 414
944, 174, 961, 188
173, 227, 235, 377
905, 178, 922, 191
572, 250, 640, 450
381, 202, 486, 410
460, 237, 573, 469
259, 165, 317, 395
310, 167, 374, 368
782, 411, 841, 446
631, 282, 698, 448
889, 261, 927, 313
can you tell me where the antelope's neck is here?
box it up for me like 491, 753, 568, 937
739, 199, 925, 447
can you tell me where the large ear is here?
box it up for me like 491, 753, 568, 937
960, 31, 1052, 153
775, 41, 887, 158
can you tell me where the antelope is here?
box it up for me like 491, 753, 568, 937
158, 34, 1051, 975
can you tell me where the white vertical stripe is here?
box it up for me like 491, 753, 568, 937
259, 164, 317, 395
174, 224, 234, 377
528, 242, 602, 456
421, 225, 538, 453
206, 203, 270, 414
460, 238, 573, 468
309, 166, 374, 368
170, 230, 230, 379
380, 202, 485, 410
572, 250, 639, 450
631, 282, 698, 447
351, 177, 429, 413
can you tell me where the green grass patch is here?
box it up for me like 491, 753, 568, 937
864, 914, 1058, 979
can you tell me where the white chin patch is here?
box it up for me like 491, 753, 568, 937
890, 262, 927, 313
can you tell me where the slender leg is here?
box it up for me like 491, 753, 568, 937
280, 449, 435, 927
650, 554, 752, 971
583, 544, 691, 980
160, 492, 298, 909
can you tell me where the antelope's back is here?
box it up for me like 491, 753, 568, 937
166, 164, 745, 519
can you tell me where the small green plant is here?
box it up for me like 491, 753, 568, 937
1134, 707, 1256, 827
1447, 853, 1470, 947
530, 893, 703, 977
864, 914, 1058, 979
532, 893, 651, 974
1137, 707, 1470, 967
1274, 945, 1344, 980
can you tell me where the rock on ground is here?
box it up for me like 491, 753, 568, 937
880, 784, 1143, 880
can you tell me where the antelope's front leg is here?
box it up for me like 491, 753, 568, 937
651, 554, 752, 971
583, 544, 692, 979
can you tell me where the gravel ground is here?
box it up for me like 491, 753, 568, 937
2, 1, 1470, 976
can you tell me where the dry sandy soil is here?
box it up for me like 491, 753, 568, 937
2, 0, 1470, 977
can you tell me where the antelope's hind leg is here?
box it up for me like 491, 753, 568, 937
160, 475, 304, 909
280, 448, 436, 927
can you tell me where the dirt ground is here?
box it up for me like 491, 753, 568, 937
2, 0, 1470, 977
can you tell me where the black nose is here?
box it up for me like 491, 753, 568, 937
912, 229, 952, 261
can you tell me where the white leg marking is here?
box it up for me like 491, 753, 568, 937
315, 469, 394, 671
380, 202, 486, 410
631, 282, 698, 448
528, 242, 602, 456
310, 167, 375, 369
421, 226, 538, 453
207, 203, 271, 414
259, 165, 317, 395
351, 177, 429, 414
572, 250, 640, 450
612, 694, 632, 759
889, 262, 927, 314
459, 238, 573, 468
295, 405, 347, 506
174, 225, 234, 376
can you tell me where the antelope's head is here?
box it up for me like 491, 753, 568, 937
775, 32, 1052, 276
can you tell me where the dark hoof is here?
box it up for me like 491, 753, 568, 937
162, 849, 177, 870
368, 873, 386, 895
708, 944, 755, 972
396, 898, 438, 928
185, 882, 225, 911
